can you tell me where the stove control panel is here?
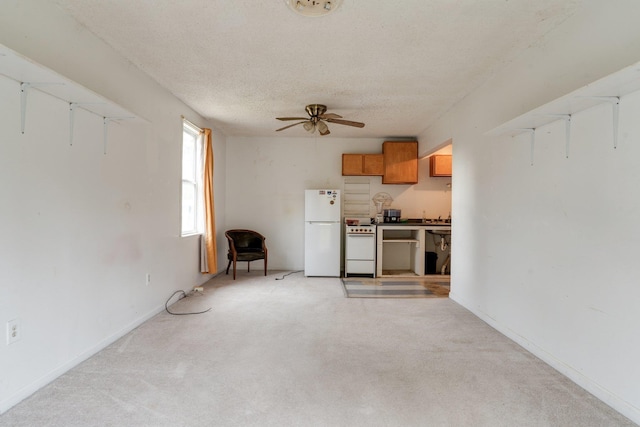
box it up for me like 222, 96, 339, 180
346, 226, 376, 234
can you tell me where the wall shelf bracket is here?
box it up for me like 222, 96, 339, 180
487, 61, 640, 160
578, 96, 620, 149
20, 82, 64, 134
515, 128, 536, 165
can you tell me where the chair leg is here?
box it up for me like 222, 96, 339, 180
264, 258, 267, 276
247, 261, 250, 272
226, 259, 231, 275
233, 259, 237, 280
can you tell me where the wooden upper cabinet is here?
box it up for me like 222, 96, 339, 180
342, 154, 362, 175
382, 141, 418, 184
429, 155, 452, 177
362, 154, 384, 175
342, 154, 384, 176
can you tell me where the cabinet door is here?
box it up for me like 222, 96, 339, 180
382, 141, 418, 184
342, 153, 384, 176
429, 155, 452, 177
362, 154, 384, 175
342, 154, 363, 175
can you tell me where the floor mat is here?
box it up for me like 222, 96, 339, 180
342, 278, 450, 298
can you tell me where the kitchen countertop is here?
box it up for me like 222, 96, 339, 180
376, 221, 451, 227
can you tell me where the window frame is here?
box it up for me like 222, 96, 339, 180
181, 120, 204, 237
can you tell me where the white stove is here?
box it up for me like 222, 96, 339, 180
345, 223, 376, 277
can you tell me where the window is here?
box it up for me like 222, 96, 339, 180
181, 120, 204, 236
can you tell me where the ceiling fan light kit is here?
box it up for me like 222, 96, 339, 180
276, 104, 365, 136
285, 0, 343, 18
317, 120, 328, 134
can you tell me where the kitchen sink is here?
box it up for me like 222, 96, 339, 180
406, 218, 451, 225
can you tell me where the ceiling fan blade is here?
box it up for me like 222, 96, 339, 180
276, 121, 308, 131
319, 113, 342, 119
326, 118, 365, 128
276, 117, 309, 121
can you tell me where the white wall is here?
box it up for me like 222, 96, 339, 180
226, 137, 451, 270
0, 1, 227, 413
419, 0, 640, 422
0, 1, 451, 411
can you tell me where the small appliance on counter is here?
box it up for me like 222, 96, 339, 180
372, 192, 393, 224
383, 209, 401, 222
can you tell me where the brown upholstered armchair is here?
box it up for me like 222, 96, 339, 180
225, 229, 268, 280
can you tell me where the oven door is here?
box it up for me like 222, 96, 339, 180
346, 234, 376, 260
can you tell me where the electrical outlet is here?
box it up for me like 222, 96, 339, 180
145, 273, 151, 286
193, 286, 204, 292
7, 319, 20, 345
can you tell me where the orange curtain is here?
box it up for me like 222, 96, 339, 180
202, 128, 217, 273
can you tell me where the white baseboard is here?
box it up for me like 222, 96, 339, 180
0, 303, 165, 414
448, 291, 640, 425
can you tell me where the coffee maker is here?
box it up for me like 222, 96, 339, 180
383, 209, 402, 222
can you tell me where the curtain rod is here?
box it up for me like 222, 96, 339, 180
181, 115, 204, 133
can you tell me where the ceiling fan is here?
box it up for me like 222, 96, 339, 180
276, 104, 365, 136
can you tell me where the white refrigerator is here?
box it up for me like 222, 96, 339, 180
304, 189, 341, 277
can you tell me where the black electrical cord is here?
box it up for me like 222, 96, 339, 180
275, 270, 303, 280
165, 290, 211, 315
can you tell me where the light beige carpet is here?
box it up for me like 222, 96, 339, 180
0, 271, 633, 426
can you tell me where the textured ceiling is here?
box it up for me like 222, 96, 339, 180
53, 0, 580, 139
